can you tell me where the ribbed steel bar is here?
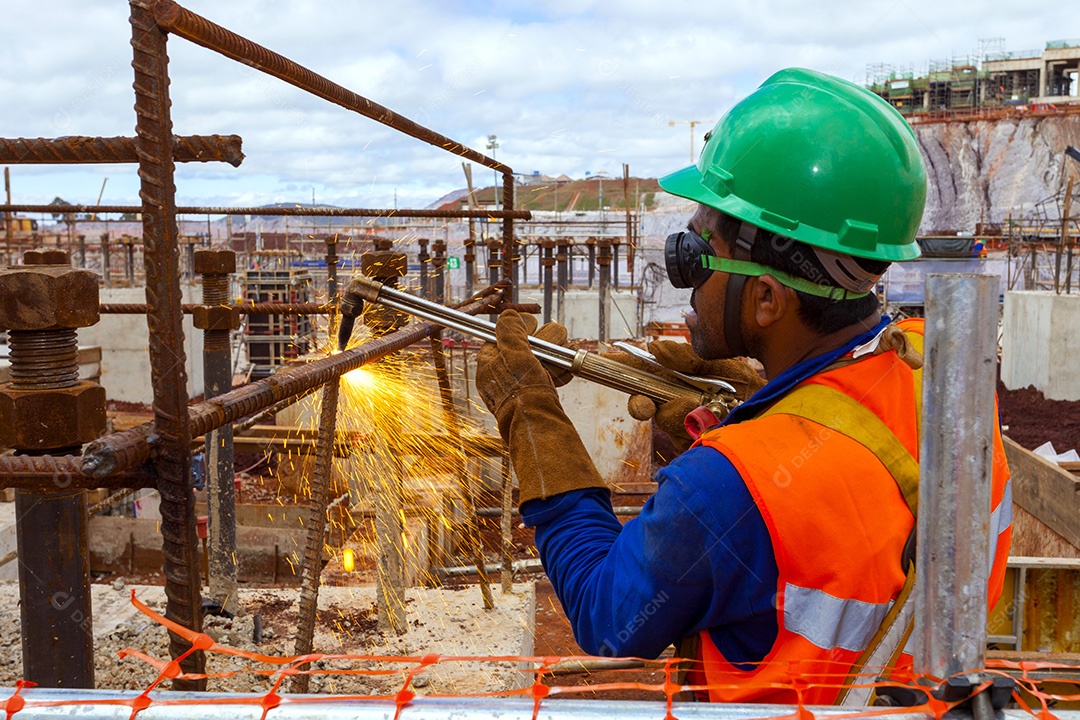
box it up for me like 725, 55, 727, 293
0, 455, 156, 490
80, 289, 504, 478
99, 303, 336, 315
152, 0, 509, 176
914, 274, 999, 679
0, 135, 243, 167
428, 331, 493, 608
502, 172, 516, 301
130, 0, 205, 688
3, 690, 1071, 719
0, 204, 530, 219
289, 379, 340, 694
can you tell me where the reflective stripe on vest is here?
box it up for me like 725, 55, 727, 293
783, 583, 893, 653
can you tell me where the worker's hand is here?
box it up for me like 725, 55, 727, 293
513, 314, 574, 387
606, 341, 765, 451
476, 310, 606, 505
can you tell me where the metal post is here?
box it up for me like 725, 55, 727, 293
612, 240, 620, 288
914, 273, 999, 680
195, 250, 239, 618
418, 237, 430, 299
463, 236, 475, 298
586, 237, 597, 288
325, 235, 339, 303
432, 239, 447, 305
76, 235, 86, 269
597, 239, 612, 342
100, 233, 111, 288
555, 239, 569, 326
541, 239, 555, 325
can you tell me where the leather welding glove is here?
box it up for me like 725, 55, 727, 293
476, 310, 607, 505
515, 314, 574, 387
608, 341, 765, 452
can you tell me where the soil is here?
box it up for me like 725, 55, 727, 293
997, 379, 1080, 453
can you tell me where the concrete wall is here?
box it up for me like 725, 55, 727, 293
79, 286, 205, 404
1001, 290, 1080, 400
516, 286, 642, 340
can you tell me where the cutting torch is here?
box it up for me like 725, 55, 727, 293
337, 275, 741, 419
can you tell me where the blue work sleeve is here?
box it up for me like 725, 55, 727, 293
522, 446, 779, 662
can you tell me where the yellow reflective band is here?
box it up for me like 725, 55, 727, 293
761, 383, 919, 519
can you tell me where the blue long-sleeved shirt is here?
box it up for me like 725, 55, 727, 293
522, 317, 892, 662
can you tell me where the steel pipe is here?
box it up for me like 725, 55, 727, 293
914, 273, 1000, 680
0, 135, 243, 167
0, 204, 529, 219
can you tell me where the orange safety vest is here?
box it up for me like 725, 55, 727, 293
687, 319, 1012, 705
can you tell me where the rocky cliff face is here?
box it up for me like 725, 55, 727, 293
916, 115, 1080, 233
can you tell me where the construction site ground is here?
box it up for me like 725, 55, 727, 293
0, 581, 535, 695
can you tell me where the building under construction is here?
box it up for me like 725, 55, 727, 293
868, 39, 1080, 121
0, 4, 1078, 720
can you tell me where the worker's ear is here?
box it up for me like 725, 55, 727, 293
747, 274, 794, 331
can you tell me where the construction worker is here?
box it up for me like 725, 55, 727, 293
475, 68, 1012, 704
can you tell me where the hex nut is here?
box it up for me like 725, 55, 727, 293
360, 251, 407, 279
23, 249, 70, 266
192, 304, 241, 331
0, 381, 106, 450
0, 267, 99, 330
193, 249, 236, 275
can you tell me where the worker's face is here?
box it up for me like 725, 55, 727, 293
685, 206, 738, 360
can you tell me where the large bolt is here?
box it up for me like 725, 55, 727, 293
0, 251, 105, 450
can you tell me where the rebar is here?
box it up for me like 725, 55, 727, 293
99, 302, 336, 315
0, 454, 156, 490
81, 289, 504, 479
0, 204, 529, 219
130, 0, 205, 687
150, 0, 508, 174
290, 379, 340, 694
427, 331, 493, 609
914, 273, 999, 679
0, 135, 244, 167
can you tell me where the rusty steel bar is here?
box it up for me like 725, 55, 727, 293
427, 331, 493, 609
15, 488, 94, 687
502, 172, 516, 302
0, 204, 529, 219
80, 288, 505, 478
289, 379, 341, 694
130, 1, 205, 688
150, 0, 510, 175
0, 455, 156, 490
99, 302, 335, 315
0, 135, 244, 167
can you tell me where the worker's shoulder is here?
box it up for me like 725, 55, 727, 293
657, 444, 754, 504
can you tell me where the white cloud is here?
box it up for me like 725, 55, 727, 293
0, 0, 1071, 211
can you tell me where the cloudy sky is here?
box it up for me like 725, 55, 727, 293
0, 0, 1067, 213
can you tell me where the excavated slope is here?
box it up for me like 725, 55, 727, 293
916, 115, 1080, 233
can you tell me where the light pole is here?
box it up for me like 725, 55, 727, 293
486, 134, 500, 210
668, 120, 704, 162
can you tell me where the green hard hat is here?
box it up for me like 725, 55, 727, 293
659, 68, 926, 262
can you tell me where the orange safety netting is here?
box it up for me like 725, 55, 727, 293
0, 590, 1076, 720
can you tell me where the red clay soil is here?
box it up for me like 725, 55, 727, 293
997, 379, 1080, 453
